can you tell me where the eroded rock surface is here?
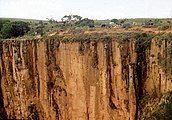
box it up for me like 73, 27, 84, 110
0, 33, 171, 120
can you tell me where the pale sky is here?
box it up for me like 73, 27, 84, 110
0, 0, 172, 20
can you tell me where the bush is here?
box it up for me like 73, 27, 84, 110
143, 20, 155, 28
158, 24, 171, 30
110, 18, 118, 23
0, 21, 30, 39
0, 20, 10, 30
35, 25, 45, 36
75, 18, 94, 27
135, 33, 151, 53
150, 91, 172, 120
0, 22, 12, 38
122, 22, 131, 29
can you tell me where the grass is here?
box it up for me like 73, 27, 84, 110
94, 19, 111, 26
1, 17, 172, 27
126, 18, 172, 24
1, 17, 172, 37
0, 17, 62, 38
0, 17, 46, 23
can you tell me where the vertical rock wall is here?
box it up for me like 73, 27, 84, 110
0, 34, 171, 119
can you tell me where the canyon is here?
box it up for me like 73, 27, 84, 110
0, 32, 172, 120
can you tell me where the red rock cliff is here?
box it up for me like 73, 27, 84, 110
0, 33, 171, 120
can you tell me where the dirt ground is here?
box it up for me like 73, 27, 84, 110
49, 26, 172, 37
83, 26, 172, 34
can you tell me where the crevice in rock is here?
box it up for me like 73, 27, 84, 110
0, 42, 7, 119
135, 34, 150, 120
105, 40, 117, 110
79, 41, 85, 55
91, 41, 98, 69
109, 97, 117, 110
0, 80, 7, 119
27, 103, 40, 120
46, 39, 66, 94
52, 95, 60, 120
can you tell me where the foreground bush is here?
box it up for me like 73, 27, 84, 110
0, 21, 30, 39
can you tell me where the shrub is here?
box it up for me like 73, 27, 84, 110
122, 23, 131, 29
158, 24, 171, 30
110, 18, 118, 23
143, 20, 155, 28
0, 21, 30, 38
135, 32, 151, 53
0, 22, 12, 38
75, 18, 94, 27
0, 20, 10, 30
35, 25, 45, 36
150, 91, 172, 120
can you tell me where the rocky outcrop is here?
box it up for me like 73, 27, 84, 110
0, 33, 171, 119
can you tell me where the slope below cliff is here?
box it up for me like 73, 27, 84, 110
0, 32, 172, 120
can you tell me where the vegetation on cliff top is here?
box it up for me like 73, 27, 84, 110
0, 20, 30, 39
0, 17, 172, 39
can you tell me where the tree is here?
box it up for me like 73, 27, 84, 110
61, 15, 82, 24
35, 25, 44, 36
122, 22, 131, 29
72, 15, 82, 21
61, 15, 71, 23
117, 19, 127, 25
10, 21, 30, 37
46, 18, 56, 24
0, 20, 10, 30
110, 18, 118, 23
0, 21, 30, 39
75, 18, 94, 27
143, 20, 154, 27
0, 22, 12, 38
38, 21, 43, 25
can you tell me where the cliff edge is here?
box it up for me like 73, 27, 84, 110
0, 32, 172, 119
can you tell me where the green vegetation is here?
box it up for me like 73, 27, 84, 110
0, 20, 30, 38
0, 15, 96, 39
158, 23, 172, 30
110, 18, 118, 23
155, 33, 172, 75
94, 19, 110, 26
125, 18, 172, 24
138, 91, 172, 120
0, 17, 172, 39
135, 32, 152, 54
149, 91, 172, 120
50, 31, 153, 43
122, 22, 131, 29
75, 18, 94, 27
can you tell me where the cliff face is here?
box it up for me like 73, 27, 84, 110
0, 33, 171, 120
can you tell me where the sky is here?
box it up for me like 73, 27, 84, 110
0, 0, 172, 20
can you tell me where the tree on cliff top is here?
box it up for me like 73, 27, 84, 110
75, 18, 94, 27
0, 21, 30, 39
110, 18, 118, 23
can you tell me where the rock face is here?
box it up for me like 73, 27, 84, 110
0, 33, 172, 120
